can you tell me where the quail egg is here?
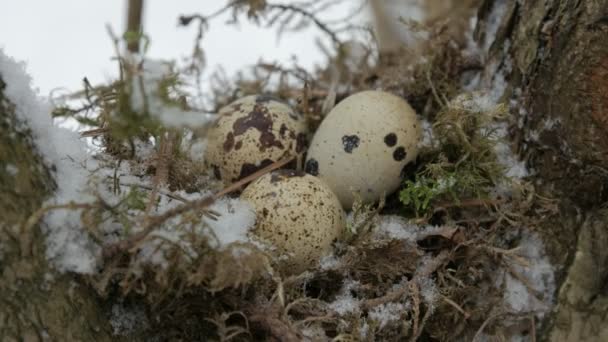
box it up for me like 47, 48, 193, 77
241, 170, 345, 274
206, 95, 307, 183
305, 90, 421, 208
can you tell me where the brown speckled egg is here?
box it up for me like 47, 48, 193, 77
305, 90, 421, 208
241, 170, 345, 274
206, 95, 307, 184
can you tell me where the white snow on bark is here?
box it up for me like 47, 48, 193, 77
0, 49, 99, 273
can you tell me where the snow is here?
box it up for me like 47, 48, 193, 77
368, 302, 406, 329
374, 215, 417, 241
204, 197, 256, 248
0, 49, 99, 273
482, 0, 508, 52
136, 194, 256, 268
109, 303, 148, 336
5, 164, 18, 176
129, 58, 215, 128
499, 232, 555, 318
329, 279, 361, 315
417, 276, 438, 312
188, 139, 207, 162
493, 123, 529, 179
417, 118, 436, 149
301, 325, 327, 342
319, 253, 341, 270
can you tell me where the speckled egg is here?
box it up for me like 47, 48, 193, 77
241, 170, 345, 274
206, 95, 307, 184
305, 90, 421, 208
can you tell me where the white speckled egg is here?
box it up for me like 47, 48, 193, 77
305, 90, 421, 208
241, 170, 345, 274
206, 95, 307, 184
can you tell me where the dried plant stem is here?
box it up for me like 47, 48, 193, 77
126, 0, 145, 53
472, 311, 504, 342
102, 157, 294, 259
361, 250, 451, 310
441, 295, 470, 319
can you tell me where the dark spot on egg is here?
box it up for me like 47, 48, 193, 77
233, 104, 284, 151
393, 146, 407, 161
237, 158, 274, 181
234, 141, 243, 150
262, 208, 269, 218
279, 123, 288, 138
223, 132, 235, 152
211, 164, 222, 180
305, 158, 319, 176
384, 133, 397, 147
341, 135, 360, 153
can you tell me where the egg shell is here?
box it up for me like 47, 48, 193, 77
241, 170, 345, 274
206, 95, 307, 184
305, 90, 421, 208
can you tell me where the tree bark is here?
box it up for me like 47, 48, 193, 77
478, 0, 608, 340
0, 77, 115, 340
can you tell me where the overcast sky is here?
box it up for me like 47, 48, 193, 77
0, 1, 369, 96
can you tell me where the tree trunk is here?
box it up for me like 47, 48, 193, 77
0, 77, 115, 340
478, 0, 608, 340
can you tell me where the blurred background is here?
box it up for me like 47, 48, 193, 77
0, 1, 376, 96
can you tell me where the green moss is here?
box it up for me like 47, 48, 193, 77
399, 96, 508, 216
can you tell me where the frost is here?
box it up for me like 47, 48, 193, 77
368, 302, 405, 329
319, 253, 341, 270
0, 49, 98, 273
329, 280, 361, 316
417, 277, 438, 312
301, 325, 327, 342
130, 58, 214, 128
375, 215, 417, 241
359, 321, 370, 339
110, 303, 148, 336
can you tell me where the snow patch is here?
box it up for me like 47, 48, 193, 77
375, 215, 417, 241
110, 303, 148, 336
205, 197, 256, 248
188, 139, 207, 161
482, 0, 508, 52
329, 280, 361, 316
0, 49, 98, 273
301, 325, 327, 342
130, 58, 214, 128
499, 232, 555, 318
319, 253, 341, 270
417, 118, 436, 149
368, 302, 406, 329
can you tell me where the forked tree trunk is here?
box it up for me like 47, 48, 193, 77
0, 77, 115, 341
478, 0, 608, 340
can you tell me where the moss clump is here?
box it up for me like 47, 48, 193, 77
400, 95, 509, 217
